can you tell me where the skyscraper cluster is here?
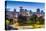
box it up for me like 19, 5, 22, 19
6, 6, 45, 20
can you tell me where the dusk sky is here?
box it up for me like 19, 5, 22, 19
6, 1, 45, 12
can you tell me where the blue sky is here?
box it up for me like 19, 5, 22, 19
6, 0, 15, 1
6, 1, 45, 12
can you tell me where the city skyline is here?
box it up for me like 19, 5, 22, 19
6, 1, 45, 12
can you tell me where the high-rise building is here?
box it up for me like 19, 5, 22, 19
36, 8, 40, 14
14, 8, 16, 12
25, 9, 27, 12
20, 6, 24, 12
41, 10, 44, 14
30, 10, 32, 13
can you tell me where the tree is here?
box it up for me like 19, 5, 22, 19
30, 14, 38, 24
18, 14, 27, 26
33, 15, 37, 24
39, 16, 44, 24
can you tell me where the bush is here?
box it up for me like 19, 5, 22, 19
5, 20, 10, 25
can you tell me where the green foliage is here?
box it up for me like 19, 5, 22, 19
5, 20, 10, 25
